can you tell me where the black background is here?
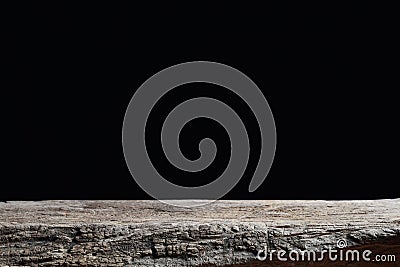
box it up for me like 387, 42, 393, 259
7, 6, 398, 200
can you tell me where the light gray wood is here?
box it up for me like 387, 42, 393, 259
1, 200, 399, 266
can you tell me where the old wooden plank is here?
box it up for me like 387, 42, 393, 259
0, 200, 399, 266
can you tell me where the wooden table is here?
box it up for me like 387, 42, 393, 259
1, 200, 399, 266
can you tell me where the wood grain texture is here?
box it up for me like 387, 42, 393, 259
0, 200, 399, 266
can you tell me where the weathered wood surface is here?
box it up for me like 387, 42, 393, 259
0, 200, 399, 266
